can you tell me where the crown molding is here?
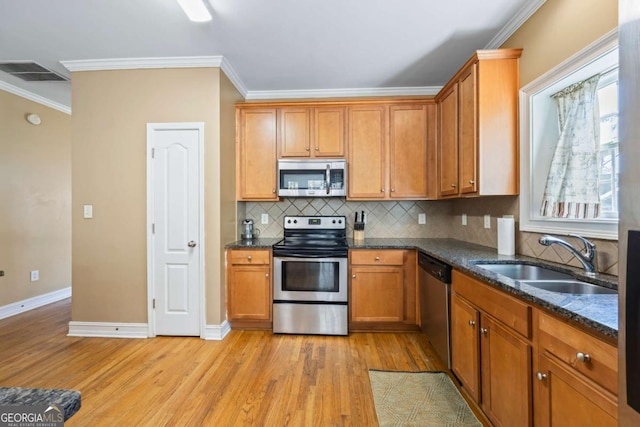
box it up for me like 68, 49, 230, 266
0, 81, 71, 114
61, 55, 248, 98
245, 86, 442, 100
485, 0, 547, 49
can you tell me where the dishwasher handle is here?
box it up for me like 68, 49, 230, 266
418, 252, 452, 284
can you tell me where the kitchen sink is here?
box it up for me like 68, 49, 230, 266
519, 280, 616, 295
474, 262, 574, 281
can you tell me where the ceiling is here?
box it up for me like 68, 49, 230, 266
0, 0, 543, 113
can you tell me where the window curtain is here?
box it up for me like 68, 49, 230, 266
540, 74, 601, 219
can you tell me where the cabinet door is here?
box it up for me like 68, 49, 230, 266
480, 314, 532, 427
450, 293, 480, 402
347, 105, 388, 199
536, 354, 617, 427
389, 105, 428, 199
279, 108, 312, 157
437, 84, 459, 197
227, 265, 271, 320
350, 266, 403, 322
237, 108, 278, 200
458, 63, 478, 195
314, 107, 345, 157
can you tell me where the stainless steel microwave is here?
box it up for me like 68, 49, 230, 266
277, 159, 347, 197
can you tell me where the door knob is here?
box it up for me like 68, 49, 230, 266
188, 241, 197, 248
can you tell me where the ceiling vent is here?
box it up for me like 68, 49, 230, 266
0, 61, 68, 82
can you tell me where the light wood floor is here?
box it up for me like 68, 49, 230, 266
0, 299, 456, 426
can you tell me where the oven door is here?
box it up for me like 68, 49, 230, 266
273, 256, 348, 302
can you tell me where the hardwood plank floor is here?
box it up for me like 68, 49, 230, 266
0, 299, 455, 426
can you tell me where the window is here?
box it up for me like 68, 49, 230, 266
519, 30, 618, 240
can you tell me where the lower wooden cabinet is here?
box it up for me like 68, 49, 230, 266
226, 249, 272, 329
534, 311, 618, 426
451, 270, 532, 427
349, 249, 418, 331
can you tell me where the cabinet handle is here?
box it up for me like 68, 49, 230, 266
247, 255, 252, 261
536, 372, 547, 381
375, 256, 380, 261
352, 274, 356, 278
468, 320, 476, 326
576, 352, 591, 363
480, 328, 488, 335
451, 183, 457, 188
469, 180, 475, 184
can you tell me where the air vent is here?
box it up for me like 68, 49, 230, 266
0, 61, 68, 82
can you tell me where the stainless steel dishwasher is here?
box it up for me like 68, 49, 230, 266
418, 251, 452, 369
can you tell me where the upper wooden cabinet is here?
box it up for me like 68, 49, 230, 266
279, 107, 345, 158
436, 49, 522, 198
236, 108, 278, 201
348, 102, 435, 200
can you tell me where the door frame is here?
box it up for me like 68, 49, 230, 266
146, 122, 205, 338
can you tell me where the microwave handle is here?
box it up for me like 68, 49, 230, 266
325, 165, 331, 194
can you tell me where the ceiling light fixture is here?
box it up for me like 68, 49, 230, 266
25, 113, 42, 125
177, 0, 212, 22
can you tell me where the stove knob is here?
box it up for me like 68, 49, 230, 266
293, 219, 297, 224
338, 219, 342, 224
332, 220, 336, 224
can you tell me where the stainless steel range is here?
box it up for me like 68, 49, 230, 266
272, 216, 348, 335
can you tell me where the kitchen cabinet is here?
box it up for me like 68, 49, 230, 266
436, 49, 522, 198
236, 108, 278, 200
451, 270, 533, 426
278, 107, 346, 158
349, 249, 418, 331
534, 311, 618, 426
226, 249, 272, 329
348, 103, 434, 200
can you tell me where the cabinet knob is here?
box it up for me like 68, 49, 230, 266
315, 146, 319, 151
469, 180, 475, 184
247, 255, 252, 260
265, 273, 269, 278
576, 352, 591, 363
536, 372, 547, 381
451, 183, 457, 188
480, 328, 488, 335
391, 188, 395, 192
352, 274, 356, 278
272, 189, 276, 193
381, 188, 385, 192
305, 147, 310, 151
375, 256, 380, 261
468, 320, 476, 326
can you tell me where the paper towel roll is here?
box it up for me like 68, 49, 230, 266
497, 217, 515, 255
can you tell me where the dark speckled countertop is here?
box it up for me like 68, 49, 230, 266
226, 237, 618, 340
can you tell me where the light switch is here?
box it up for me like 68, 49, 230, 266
484, 214, 491, 229
462, 214, 467, 226
30, 270, 39, 282
83, 205, 93, 219
418, 213, 426, 224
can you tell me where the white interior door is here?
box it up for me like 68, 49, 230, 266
147, 123, 203, 336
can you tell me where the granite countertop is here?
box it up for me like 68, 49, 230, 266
226, 237, 618, 339
349, 238, 618, 339
0, 387, 81, 421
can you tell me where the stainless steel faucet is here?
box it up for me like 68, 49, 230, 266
538, 234, 598, 276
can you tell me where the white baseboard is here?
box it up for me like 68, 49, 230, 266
68, 321, 149, 339
0, 287, 71, 320
203, 320, 231, 340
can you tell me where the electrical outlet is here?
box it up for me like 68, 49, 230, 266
261, 213, 269, 225
484, 214, 491, 229
461, 214, 467, 226
83, 204, 93, 219
418, 213, 426, 225
0, 270, 5, 277
30, 270, 39, 282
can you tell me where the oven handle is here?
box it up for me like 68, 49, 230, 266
325, 164, 331, 195
273, 254, 348, 261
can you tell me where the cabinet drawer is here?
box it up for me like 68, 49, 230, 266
538, 311, 617, 394
229, 249, 270, 265
350, 250, 404, 266
452, 270, 531, 338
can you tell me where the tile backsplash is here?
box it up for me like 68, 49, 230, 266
237, 195, 619, 276
239, 198, 453, 239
